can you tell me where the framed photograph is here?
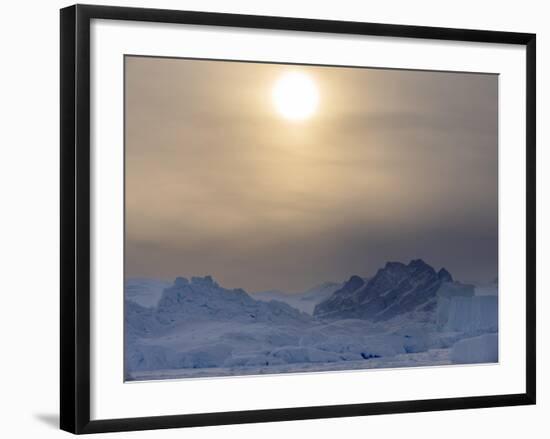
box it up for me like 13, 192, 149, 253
60, 4, 536, 434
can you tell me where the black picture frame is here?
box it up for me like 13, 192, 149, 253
60, 4, 536, 434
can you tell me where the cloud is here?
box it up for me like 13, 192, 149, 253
124, 56, 498, 291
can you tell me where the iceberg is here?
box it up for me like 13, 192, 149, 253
441, 296, 498, 334
125, 264, 499, 380
450, 334, 498, 364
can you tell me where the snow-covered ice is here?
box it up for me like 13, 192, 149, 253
251, 281, 343, 314
450, 334, 498, 364
125, 261, 498, 381
125, 278, 171, 308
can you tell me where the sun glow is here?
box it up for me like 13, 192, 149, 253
272, 72, 319, 121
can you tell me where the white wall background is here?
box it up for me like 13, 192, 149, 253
0, 0, 546, 437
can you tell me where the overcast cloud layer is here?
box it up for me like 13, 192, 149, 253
125, 56, 498, 292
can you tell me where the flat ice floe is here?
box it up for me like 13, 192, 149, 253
128, 348, 453, 381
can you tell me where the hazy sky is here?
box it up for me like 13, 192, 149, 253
125, 56, 498, 292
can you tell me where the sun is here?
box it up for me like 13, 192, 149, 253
272, 72, 319, 121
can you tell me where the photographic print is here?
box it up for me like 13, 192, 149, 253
123, 56, 499, 382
